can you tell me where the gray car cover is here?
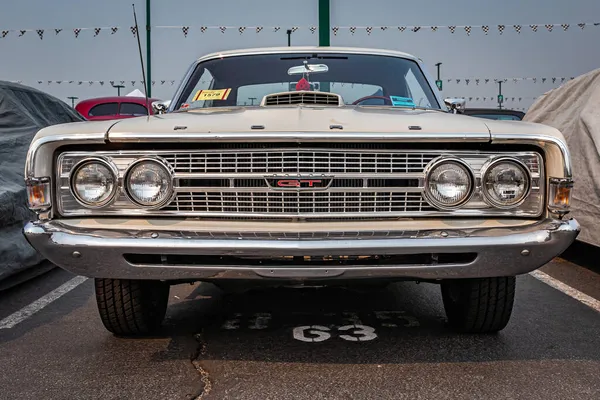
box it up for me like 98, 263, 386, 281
524, 68, 600, 247
0, 81, 83, 282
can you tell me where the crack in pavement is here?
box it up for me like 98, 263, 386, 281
192, 333, 212, 400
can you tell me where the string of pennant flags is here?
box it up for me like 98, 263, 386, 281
1, 21, 599, 39
8, 76, 577, 87
450, 96, 539, 103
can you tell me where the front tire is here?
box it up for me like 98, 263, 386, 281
441, 277, 516, 333
95, 278, 170, 336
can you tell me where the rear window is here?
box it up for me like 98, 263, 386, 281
470, 113, 522, 121
120, 102, 148, 116
88, 103, 118, 117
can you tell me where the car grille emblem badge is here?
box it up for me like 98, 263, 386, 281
265, 176, 334, 190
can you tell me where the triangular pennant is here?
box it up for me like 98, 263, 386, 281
469, 97, 473, 101
465, 79, 470, 85
48, 81, 52, 85
170, 80, 175, 85
380, 26, 388, 31
109, 80, 115, 86
182, 26, 189, 37
412, 26, 421, 33
552, 77, 557, 83
219, 26, 226, 34
448, 26, 456, 33
398, 26, 406, 33
130, 26, 138, 36
464, 26, 471, 35
366, 27, 373, 35
514, 25, 522, 34
561, 24, 569, 31
78, 81, 83, 85
73, 28, 81, 38
475, 79, 480, 85
37, 81, 43, 85
161, 80, 166, 85
561, 77, 565, 83
111, 27, 118, 34
151, 81, 156, 86
542, 78, 546, 83
55, 28, 62, 35
498, 25, 505, 34
1, 30, 9, 38
332, 26, 340, 36
68, 80, 74, 84
578, 23, 586, 30
533, 78, 537, 83
88, 81, 94, 86
349, 26, 356, 35
131, 80, 136, 86
519, 97, 522, 102
430, 26, 438, 32
200, 26, 207, 33
19, 30, 27, 37
238, 27, 246, 35
273, 27, 281, 32
485, 79, 490, 84
476, 97, 480, 101
36, 29, 44, 40
94, 28, 101, 37
513, 78, 518, 83
456, 79, 461, 84
309, 26, 317, 34
120, 80, 125, 85
99, 81, 104, 86
530, 24, 538, 32
545, 24, 554, 32
481, 25, 489, 35
56, 80, 62, 85
291, 27, 299, 33
256, 26, 263, 34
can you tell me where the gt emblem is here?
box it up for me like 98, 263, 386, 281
265, 176, 333, 190
277, 179, 322, 188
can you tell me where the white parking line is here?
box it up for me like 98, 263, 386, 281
0, 276, 89, 329
530, 270, 600, 313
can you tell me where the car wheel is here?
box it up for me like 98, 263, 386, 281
441, 277, 516, 333
94, 278, 169, 336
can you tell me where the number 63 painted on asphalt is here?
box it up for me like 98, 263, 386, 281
293, 325, 377, 342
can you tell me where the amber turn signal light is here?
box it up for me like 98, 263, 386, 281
548, 177, 573, 215
26, 177, 51, 211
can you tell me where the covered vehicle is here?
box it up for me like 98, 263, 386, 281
23, 47, 579, 336
0, 81, 83, 283
524, 68, 600, 247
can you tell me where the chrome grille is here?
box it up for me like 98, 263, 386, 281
162, 151, 438, 174
164, 192, 433, 215
56, 149, 544, 219
263, 91, 341, 106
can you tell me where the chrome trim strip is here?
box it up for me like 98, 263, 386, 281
23, 218, 580, 281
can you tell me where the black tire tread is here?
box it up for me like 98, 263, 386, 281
441, 277, 516, 334
95, 278, 169, 336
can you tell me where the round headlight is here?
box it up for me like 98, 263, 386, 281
125, 159, 173, 207
482, 158, 530, 208
425, 159, 473, 209
71, 159, 118, 207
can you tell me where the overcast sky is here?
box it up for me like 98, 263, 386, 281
1, 0, 599, 110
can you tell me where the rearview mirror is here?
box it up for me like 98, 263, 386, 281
288, 62, 329, 76
152, 100, 171, 114
444, 98, 466, 114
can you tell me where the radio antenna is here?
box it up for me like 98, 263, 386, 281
132, 4, 150, 116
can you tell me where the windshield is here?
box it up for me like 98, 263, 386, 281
173, 53, 440, 111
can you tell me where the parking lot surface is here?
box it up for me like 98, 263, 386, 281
1, 258, 599, 400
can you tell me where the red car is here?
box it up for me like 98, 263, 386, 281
75, 96, 161, 120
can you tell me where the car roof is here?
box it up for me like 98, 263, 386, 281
196, 46, 420, 63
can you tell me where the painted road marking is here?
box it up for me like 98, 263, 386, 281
293, 324, 378, 342
530, 270, 600, 313
0, 276, 88, 329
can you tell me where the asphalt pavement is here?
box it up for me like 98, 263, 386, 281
0, 258, 599, 400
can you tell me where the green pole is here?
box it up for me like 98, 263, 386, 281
318, 0, 330, 46
146, 0, 152, 97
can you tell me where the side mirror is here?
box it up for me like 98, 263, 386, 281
152, 100, 171, 114
444, 98, 466, 114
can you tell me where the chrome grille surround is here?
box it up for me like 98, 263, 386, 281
56, 149, 544, 218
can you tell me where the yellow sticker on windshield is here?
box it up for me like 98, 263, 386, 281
192, 89, 231, 101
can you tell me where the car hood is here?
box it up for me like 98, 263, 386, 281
105, 106, 493, 142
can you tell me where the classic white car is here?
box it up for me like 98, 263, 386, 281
24, 47, 579, 336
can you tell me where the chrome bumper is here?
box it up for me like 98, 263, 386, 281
23, 218, 580, 281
